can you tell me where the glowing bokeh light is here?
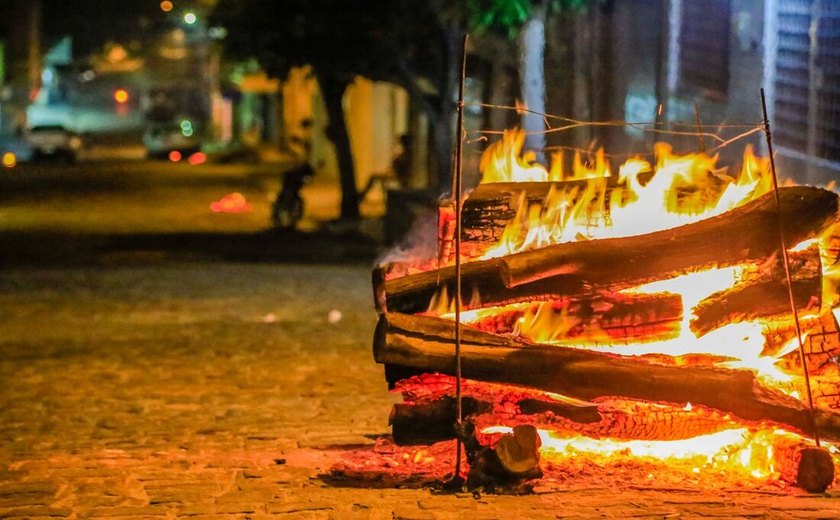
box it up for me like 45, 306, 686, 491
188, 152, 206, 165
2, 152, 16, 168
114, 89, 129, 104
168, 150, 182, 162
160, 0, 173, 12
183, 12, 197, 24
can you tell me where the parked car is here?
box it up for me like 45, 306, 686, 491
25, 125, 82, 162
143, 122, 201, 160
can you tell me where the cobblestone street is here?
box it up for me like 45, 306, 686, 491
1, 263, 839, 519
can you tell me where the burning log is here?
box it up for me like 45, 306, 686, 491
467, 291, 684, 344
450, 178, 734, 259
389, 397, 604, 446
389, 383, 739, 445
374, 312, 840, 442
690, 247, 823, 336
376, 187, 838, 315
453, 180, 617, 259
772, 441, 835, 493
465, 423, 543, 491
774, 311, 840, 372
389, 396, 490, 445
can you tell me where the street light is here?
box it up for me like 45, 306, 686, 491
183, 12, 197, 25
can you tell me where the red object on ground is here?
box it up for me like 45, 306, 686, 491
188, 152, 207, 165
210, 192, 253, 213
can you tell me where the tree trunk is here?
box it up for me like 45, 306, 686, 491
316, 71, 360, 221
519, 1, 547, 162
593, 0, 615, 149
431, 24, 460, 196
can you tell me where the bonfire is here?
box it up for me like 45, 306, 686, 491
338, 129, 840, 493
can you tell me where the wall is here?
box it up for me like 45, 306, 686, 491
603, 0, 768, 166
345, 78, 409, 190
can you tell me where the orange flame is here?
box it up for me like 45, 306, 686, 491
483, 425, 822, 482
480, 132, 772, 260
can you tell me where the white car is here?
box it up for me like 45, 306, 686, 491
143, 122, 201, 160
25, 125, 82, 162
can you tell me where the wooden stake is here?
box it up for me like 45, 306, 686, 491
760, 87, 820, 447
451, 33, 469, 486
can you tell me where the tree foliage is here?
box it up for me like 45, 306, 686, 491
213, 0, 472, 202
466, 0, 595, 38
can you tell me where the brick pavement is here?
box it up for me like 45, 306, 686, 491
1, 264, 839, 519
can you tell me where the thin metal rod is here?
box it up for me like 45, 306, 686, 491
452, 33, 468, 482
694, 101, 706, 153
760, 88, 820, 447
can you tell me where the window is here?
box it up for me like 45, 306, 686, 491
670, 0, 732, 98
774, 0, 840, 162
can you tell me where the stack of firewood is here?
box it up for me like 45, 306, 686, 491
372, 184, 840, 491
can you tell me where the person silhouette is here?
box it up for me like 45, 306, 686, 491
360, 134, 413, 202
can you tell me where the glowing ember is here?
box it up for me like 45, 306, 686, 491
483, 426, 817, 481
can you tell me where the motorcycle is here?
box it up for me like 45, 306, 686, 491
271, 162, 315, 229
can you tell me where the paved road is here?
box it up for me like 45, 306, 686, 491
1, 160, 840, 518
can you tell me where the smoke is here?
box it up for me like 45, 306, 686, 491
376, 213, 440, 267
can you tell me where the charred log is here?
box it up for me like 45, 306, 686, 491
468, 291, 683, 344
691, 247, 823, 336
448, 178, 733, 260
451, 180, 619, 259
376, 187, 838, 315
389, 397, 490, 446
773, 441, 835, 493
465, 422, 542, 492
390, 391, 736, 444
374, 312, 840, 442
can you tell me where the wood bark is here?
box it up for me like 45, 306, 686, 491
390, 394, 734, 445
772, 441, 835, 493
465, 423, 542, 491
374, 312, 840, 442
690, 247, 822, 336
389, 397, 490, 446
467, 291, 683, 344
447, 178, 801, 260
376, 187, 838, 315
456, 179, 617, 251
